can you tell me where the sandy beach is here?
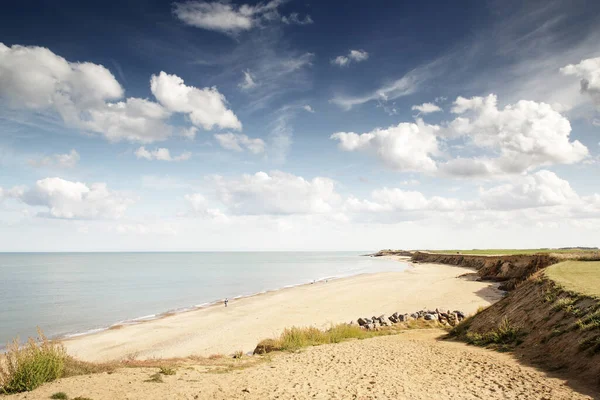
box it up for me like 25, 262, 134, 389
64, 259, 503, 361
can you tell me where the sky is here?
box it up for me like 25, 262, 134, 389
1, 0, 600, 251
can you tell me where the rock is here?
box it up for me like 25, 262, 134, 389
453, 310, 465, 319
388, 315, 398, 323
366, 323, 375, 330
392, 312, 399, 319
380, 320, 389, 327
410, 313, 419, 319
357, 317, 368, 326
378, 315, 387, 324
424, 313, 438, 321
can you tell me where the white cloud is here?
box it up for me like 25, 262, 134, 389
560, 56, 600, 105
0, 43, 239, 143
238, 69, 257, 90
331, 49, 369, 67
84, 97, 173, 143
331, 119, 440, 173
181, 126, 199, 140
281, 13, 313, 25
479, 170, 578, 210
173, 0, 311, 34
214, 133, 265, 154
411, 102, 442, 114
16, 177, 134, 219
183, 193, 228, 220
213, 171, 341, 215
116, 223, 177, 236
135, 146, 192, 162
150, 71, 242, 131
28, 150, 80, 168
302, 105, 314, 113
440, 94, 589, 177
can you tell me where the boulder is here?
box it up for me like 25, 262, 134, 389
357, 317, 368, 326
388, 315, 398, 323
378, 315, 387, 324
424, 313, 438, 321
410, 313, 419, 319
365, 323, 375, 330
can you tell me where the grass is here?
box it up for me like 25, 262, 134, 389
0, 329, 67, 394
158, 366, 176, 376
0, 329, 115, 394
428, 248, 598, 256
232, 350, 244, 359
450, 317, 523, 351
254, 320, 439, 354
50, 393, 69, 399
145, 372, 163, 383
545, 261, 600, 299
72, 397, 93, 400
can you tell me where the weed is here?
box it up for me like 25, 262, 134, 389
50, 393, 69, 400
145, 372, 163, 383
465, 317, 522, 348
0, 329, 67, 393
232, 350, 244, 359
158, 366, 176, 376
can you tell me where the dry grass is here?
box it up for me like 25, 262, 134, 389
254, 320, 440, 354
429, 248, 599, 256
545, 261, 600, 299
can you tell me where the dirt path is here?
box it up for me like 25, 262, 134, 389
9, 330, 598, 400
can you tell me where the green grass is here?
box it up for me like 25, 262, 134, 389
428, 248, 597, 256
50, 393, 68, 399
462, 317, 523, 349
0, 330, 67, 394
254, 321, 439, 354
545, 261, 600, 298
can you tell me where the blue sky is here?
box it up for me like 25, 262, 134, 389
1, 0, 600, 251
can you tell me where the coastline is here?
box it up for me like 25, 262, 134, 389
63, 257, 503, 361
53, 256, 410, 343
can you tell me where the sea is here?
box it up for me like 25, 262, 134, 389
0, 252, 408, 347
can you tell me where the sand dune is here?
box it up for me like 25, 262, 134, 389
10, 330, 597, 399
64, 259, 502, 361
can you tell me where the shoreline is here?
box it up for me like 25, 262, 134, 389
54, 256, 411, 343
63, 258, 503, 362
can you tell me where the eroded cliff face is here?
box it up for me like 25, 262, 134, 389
451, 276, 600, 391
411, 252, 559, 290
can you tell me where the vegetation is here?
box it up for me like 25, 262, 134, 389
158, 366, 176, 375
232, 350, 244, 359
145, 372, 163, 383
0, 329, 115, 394
545, 261, 600, 298
0, 330, 67, 393
255, 320, 440, 354
464, 317, 522, 348
50, 393, 69, 399
429, 248, 598, 256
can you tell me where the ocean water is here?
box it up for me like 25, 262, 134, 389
0, 252, 407, 346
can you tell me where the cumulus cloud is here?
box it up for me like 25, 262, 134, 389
135, 146, 192, 162
479, 170, 578, 210
15, 177, 134, 219
213, 171, 341, 215
411, 102, 442, 114
214, 133, 266, 154
28, 150, 80, 168
150, 71, 241, 131
331, 49, 369, 67
173, 0, 311, 34
238, 69, 257, 90
331, 119, 440, 173
440, 94, 589, 177
181, 126, 199, 140
0, 43, 241, 143
302, 105, 315, 113
560, 56, 600, 104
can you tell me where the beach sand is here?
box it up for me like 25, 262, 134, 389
65, 259, 503, 361
10, 330, 597, 399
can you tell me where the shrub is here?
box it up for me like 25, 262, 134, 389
552, 297, 576, 312
158, 366, 176, 376
145, 372, 163, 383
50, 393, 69, 399
232, 350, 244, 359
465, 317, 522, 348
0, 329, 67, 393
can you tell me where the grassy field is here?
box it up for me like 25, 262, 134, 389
545, 261, 600, 298
427, 248, 597, 256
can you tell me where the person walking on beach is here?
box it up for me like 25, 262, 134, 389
224, 298, 228, 307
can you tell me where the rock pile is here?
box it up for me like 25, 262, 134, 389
354, 309, 465, 330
